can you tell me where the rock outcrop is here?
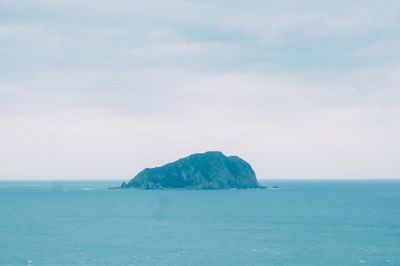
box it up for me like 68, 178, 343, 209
121, 151, 261, 189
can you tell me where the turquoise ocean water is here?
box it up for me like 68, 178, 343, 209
0, 180, 399, 265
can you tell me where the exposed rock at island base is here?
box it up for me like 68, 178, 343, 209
121, 151, 263, 189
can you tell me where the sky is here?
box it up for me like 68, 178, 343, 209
0, 0, 399, 180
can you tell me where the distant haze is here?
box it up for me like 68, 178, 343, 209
0, 0, 399, 180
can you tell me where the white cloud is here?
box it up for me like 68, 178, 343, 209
1, 69, 399, 179
0, 0, 399, 179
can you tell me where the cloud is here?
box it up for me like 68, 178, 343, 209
0, 0, 399, 179
1, 69, 399, 179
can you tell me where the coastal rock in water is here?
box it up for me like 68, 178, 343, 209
121, 151, 261, 189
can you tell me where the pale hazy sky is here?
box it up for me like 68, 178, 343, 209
0, 0, 399, 180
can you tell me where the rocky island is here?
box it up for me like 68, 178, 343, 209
121, 151, 262, 189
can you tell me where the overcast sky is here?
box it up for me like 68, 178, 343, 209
0, 0, 399, 180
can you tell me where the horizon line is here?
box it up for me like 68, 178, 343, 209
0, 177, 399, 182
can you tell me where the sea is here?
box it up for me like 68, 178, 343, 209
0, 180, 399, 266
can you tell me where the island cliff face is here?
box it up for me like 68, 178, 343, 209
121, 151, 261, 189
